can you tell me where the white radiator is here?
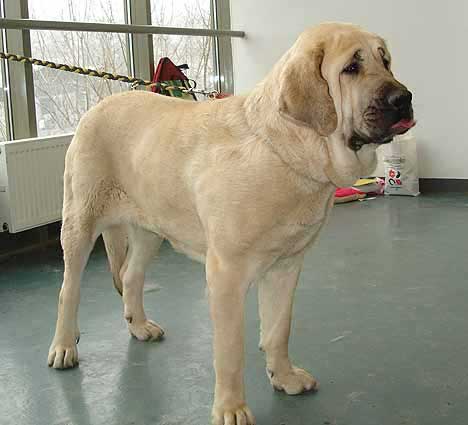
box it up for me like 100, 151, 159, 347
0, 134, 73, 233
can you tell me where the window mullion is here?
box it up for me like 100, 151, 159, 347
214, 0, 234, 94
3, 0, 37, 140
127, 0, 154, 84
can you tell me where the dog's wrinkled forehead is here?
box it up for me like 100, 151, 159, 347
296, 23, 388, 63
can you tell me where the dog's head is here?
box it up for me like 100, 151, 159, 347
278, 23, 415, 150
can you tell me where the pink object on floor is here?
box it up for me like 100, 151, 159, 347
335, 187, 366, 204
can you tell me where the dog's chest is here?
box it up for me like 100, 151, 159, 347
266, 188, 335, 257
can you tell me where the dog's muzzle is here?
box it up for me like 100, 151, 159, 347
350, 84, 416, 151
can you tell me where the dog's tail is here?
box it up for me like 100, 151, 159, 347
102, 225, 128, 296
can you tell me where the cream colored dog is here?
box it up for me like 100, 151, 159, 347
48, 23, 415, 425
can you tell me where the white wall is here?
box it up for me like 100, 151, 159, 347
231, 1, 467, 179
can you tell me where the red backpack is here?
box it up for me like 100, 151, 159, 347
151, 57, 196, 101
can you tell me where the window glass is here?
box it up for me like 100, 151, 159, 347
151, 0, 217, 92
29, 0, 130, 136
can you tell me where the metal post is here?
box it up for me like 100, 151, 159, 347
0, 18, 246, 38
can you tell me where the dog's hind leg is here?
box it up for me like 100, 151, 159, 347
121, 225, 164, 341
48, 214, 98, 369
103, 225, 128, 296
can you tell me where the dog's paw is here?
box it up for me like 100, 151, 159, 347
212, 404, 255, 425
267, 366, 318, 395
48, 342, 79, 369
128, 319, 165, 341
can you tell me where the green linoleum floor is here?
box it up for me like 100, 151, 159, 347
1, 194, 468, 425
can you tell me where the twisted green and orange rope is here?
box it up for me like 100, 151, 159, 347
0, 51, 217, 96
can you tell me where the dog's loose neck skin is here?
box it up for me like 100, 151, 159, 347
243, 78, 377, 189
324, 133, 378, 187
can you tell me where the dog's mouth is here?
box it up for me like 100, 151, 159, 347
391, 118, 416, 135
350, 117, 416, 151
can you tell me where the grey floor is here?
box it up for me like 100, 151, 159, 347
1, 195, 468, 425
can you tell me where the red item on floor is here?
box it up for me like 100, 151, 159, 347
334, 187, 366, 204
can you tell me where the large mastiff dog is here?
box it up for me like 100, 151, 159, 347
48, 23, 415, 425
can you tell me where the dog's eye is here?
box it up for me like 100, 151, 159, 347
343, 62, 360, 74
382, 57, 390, 70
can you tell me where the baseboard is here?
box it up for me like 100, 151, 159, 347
419, 179, 468, 193
0, 222, 61, 260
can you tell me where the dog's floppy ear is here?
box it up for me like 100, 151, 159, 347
278, 48, 337, 136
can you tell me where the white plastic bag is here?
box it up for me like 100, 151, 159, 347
383, 130, 420, 196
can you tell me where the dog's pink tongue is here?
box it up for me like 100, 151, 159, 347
392, 119, 416, 130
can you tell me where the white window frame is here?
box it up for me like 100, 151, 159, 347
0, 0, 242, 141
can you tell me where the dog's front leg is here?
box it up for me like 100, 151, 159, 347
206, 252, 256, 425
258, 253, 319, 395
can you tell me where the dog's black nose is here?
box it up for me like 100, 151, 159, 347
387, 88, 413, 111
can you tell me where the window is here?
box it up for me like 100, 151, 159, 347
0, 0, 238, 141
29, 0, 131, 136
151, 0, 216, 91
